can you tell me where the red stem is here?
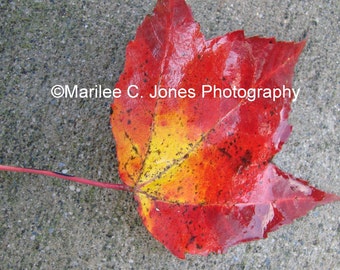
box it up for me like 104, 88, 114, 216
0, 165, 132, 192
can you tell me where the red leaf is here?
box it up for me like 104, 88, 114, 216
110, 0, 339, 258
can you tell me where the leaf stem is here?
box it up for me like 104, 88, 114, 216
0, 165, 132, 192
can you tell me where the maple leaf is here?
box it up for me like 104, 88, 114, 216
110, 0, 339, 259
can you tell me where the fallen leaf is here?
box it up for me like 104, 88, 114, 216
110, 0, 339, 258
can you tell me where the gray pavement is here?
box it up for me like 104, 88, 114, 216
0, 0, 339, 269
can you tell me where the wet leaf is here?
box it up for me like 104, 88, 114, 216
110, 0, 339, 258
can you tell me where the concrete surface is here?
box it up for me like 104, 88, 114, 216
0, 0, 339, 269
